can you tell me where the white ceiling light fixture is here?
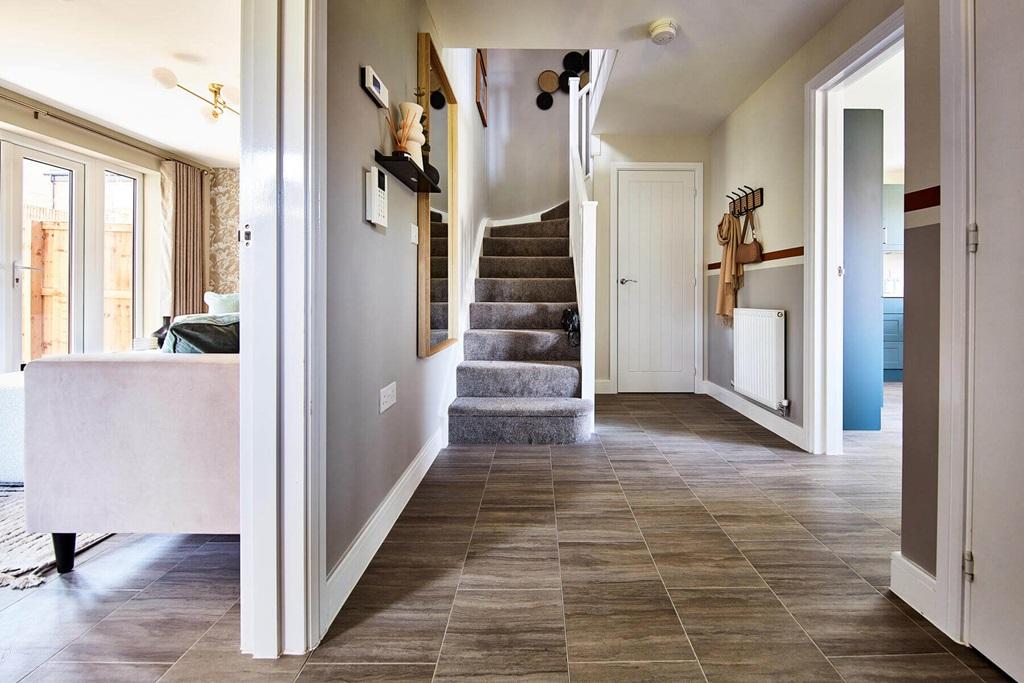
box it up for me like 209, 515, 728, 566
152, 67, 239, 121
648, 18, 679, 45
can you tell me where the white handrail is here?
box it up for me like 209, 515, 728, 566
569, 76, 597, 432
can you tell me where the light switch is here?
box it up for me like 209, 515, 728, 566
379, 381, 397, 413
410, 224, 419, 245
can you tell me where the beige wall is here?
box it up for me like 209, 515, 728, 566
593, 134, 710, 386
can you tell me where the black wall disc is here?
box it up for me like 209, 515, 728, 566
430, 90, 446, 110
558, 70, 577, 93
562, 51, 584, 73
536, 92, 554, 110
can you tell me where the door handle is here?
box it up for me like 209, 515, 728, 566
12, 262, 41, 287
619, 278, 637, 285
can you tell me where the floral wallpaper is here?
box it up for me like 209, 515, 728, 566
208, 168, 239, 293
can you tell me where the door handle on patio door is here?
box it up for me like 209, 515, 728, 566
619, 278, 637, 285
12, 262, 41, 287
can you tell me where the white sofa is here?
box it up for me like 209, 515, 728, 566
24, 353, 239, 571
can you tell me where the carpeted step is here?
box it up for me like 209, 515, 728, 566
541, 201, 570, 221
431, 257, 448, 278
431, 237, 447, 256
464, 329, 579, 361
479, 256, 573, 278
430, 278, 448, 302
470, 302, 574, 329
457, 360, 580, 398
482, 237, 569, 257
490, 219, 568, 238
430, 302, 448, 329
448, 397, 592, 444
475, 278, 576, 302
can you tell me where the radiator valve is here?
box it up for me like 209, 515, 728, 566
776, 400, 791, 417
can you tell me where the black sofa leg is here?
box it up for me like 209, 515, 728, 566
52, 533, 77, 573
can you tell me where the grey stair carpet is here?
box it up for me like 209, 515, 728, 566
449, 209, 592, 444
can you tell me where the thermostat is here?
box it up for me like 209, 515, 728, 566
361, 65, 389, 109
366, 166, 388, 228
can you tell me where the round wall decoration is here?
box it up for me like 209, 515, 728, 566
536, 92, 554, 110
430, 90, 446, 110
537, 69, 559, 93
562, 51, 584, 73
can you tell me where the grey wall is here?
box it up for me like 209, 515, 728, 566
484, 49, 568, 219
325, 0, 456, 570
902, 224, 939, 574
707, 265, 804, 425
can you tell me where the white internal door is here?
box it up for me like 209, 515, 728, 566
616, 169, 696, 392
969, 1, 1024, 678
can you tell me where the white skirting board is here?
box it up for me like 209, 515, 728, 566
595, 379, 616, 394
319, 423, 446, 637
890, 551, 941, 628
704, 381, 806, 450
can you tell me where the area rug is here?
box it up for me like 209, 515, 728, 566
0, 485, 110, 589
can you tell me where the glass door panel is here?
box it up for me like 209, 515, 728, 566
20, 157, 72, 363
103, 170, 136, 352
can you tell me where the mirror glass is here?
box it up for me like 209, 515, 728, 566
427, 62, 449, 348
418, 33, 457, 357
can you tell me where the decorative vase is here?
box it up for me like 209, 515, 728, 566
398, 102, 425, 170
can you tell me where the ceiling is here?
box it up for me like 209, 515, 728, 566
0, 0, 240, 167
425, 0, 848, 135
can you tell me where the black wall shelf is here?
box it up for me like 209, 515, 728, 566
374, 151, 439, 193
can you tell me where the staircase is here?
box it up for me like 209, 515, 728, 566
430, 215, 449, 346
448, 216, 593, 444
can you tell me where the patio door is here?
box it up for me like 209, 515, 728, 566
0, 142, 85, 371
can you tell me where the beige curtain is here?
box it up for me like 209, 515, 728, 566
161, 161, 211, 317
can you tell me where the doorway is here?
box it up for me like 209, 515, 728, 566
610, 163, 703, 393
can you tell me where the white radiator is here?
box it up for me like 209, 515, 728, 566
732, 308, 788, 413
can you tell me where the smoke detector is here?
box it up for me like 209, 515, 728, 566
648, 18, 679, 45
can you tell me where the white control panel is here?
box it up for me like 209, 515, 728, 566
361, 65, 389, 109
410, 223, 419, 244
365, 166, 388, 228
379, 381, 397, 413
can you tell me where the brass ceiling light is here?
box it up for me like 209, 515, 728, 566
152, 67, 239, 120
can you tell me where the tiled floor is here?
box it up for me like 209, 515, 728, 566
1, 391, 1011, 682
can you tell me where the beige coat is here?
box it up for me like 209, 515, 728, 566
715, 212, 744, 321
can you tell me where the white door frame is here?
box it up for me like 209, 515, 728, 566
608, 162, 704, 394
239, 0, 324, 657
804, 2, 973, 642
803, 7, 904, 457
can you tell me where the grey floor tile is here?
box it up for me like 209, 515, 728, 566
296, 663, 436, 681
555, 510, 643, 543
558, 542, 661, 585
830, 652, 981, 682
22, 662, 170, 682
562, 580, 695, 663
461, 508, 560, 589
434, 589, 567, 682
568, 661, 705, 682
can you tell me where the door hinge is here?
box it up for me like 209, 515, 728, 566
963, 550, 975, 582
967, 223, 979, 253
238, 224, 253, 246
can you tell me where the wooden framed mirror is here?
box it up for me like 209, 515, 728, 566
418, 33, 458, 357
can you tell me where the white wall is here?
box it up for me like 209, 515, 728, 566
484, 49, 568, 219
593, 134, 710, 386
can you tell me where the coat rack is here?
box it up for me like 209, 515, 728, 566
727, 186, 764, 217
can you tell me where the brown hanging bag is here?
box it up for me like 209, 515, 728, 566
735, 210, 763, 264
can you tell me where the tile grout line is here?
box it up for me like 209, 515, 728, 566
550, 444, 573, 682
597, 427, 711, 683
429, 443, 497, 683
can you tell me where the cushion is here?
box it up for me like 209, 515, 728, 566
162, 313, 240, 353
204, 291, 240, 314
